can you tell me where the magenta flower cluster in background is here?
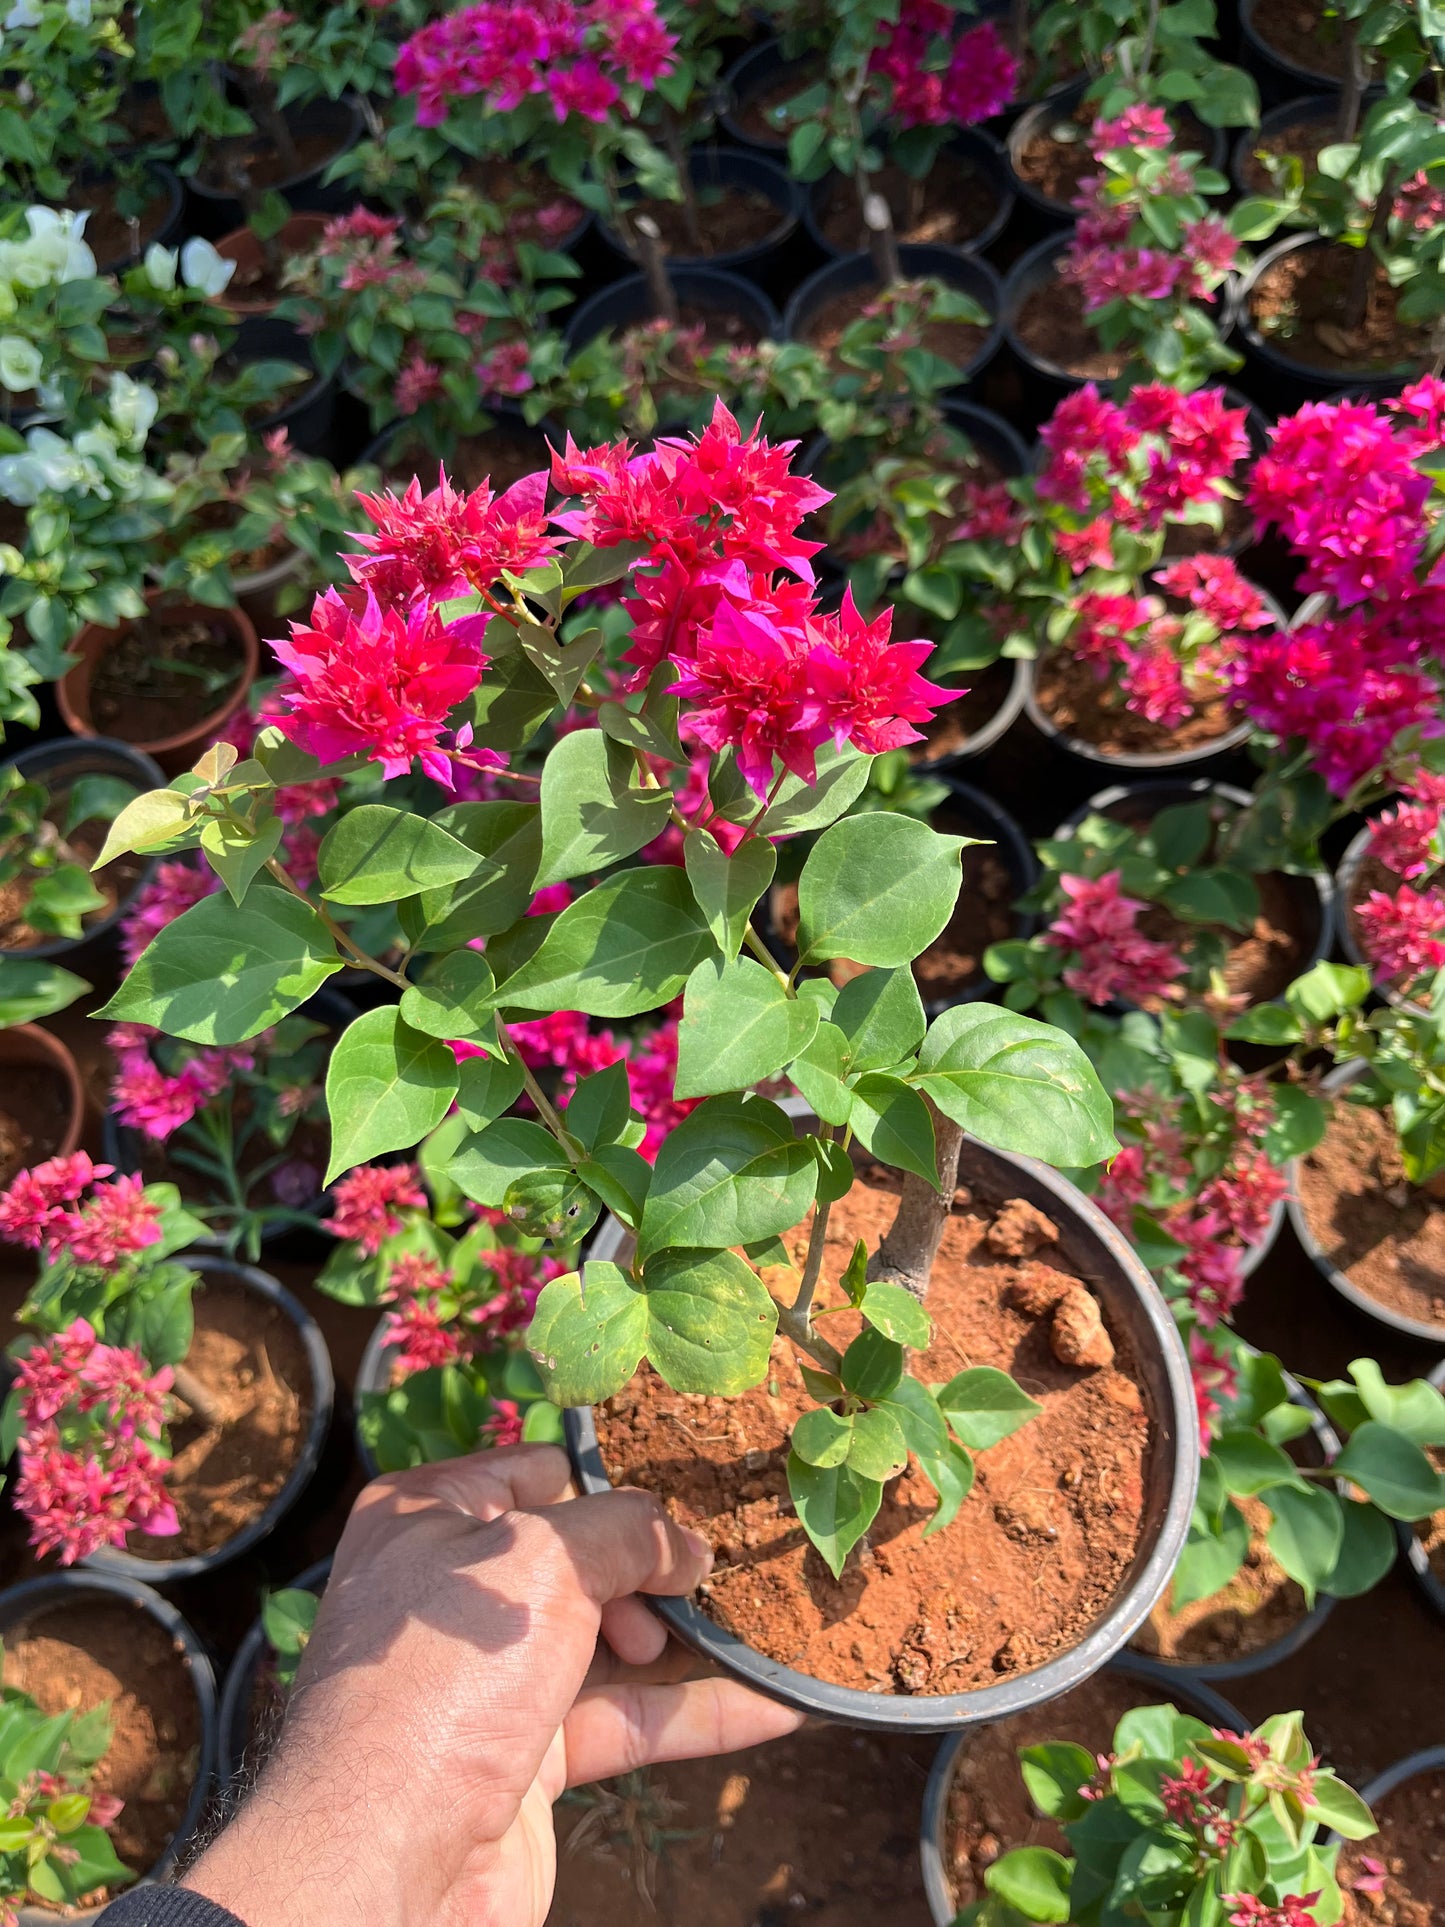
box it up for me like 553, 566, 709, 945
868, 1, 1018, 125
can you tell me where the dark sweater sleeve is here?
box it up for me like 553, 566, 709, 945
95, 1885, 247, 1927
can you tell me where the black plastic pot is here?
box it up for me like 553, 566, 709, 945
1008, 81, 1227, 226
1327, 1745, 1445, 1864
101, 985, 358, 1256
801, 129, 1015, 260
784, 247, 1004, 386
919, 657, 1032, 767
0, 1570, 217, 1925
0, 736, 165, 965
187, 95, 365, 237
564, 263, 781, 352
596, 147, 802, 294
1238, 0, 1358, 105
1228, 94, 1340, 198
81, 1256, 335, 1584
85, 162, 186, 277
918, 1654, 1246, 1926
1052, 778, 1336, 996
1286, 1059, 1445, 1344
234, 315, 336, 457
1129, 1368, 1340, 1682
353, 1311, 394, 1482
1398, 1358, 1445, 1621
1237, 233, 1418, 408
566, 1127, 1199, 1731
719, 37, 820, 152
217, 1556, 332, 1791
1334, 819, 1428, 1016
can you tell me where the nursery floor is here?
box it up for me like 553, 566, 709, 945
1, 855, 1441, 1925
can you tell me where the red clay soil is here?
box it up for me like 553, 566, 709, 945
1034, 650, 1241, 757
0, 1064, 74, 1189
1295, 1102, 1445, 1335
943, 1668, 1202, 1916
727, 63, 826, 145
1415, 1448, 1445, 1587
1140, 870, 1320, 1010
1132, 1495, 1314, 1664
3, 1596, 201, 1897
66, 176, 173, 268
596, 1173, 1150, 1696
1338, 1767, 1445, 1927
1016, 102, 1215, 209
127, 1275, 313, 1561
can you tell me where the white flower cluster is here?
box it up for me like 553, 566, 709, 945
0, 372, 172, 506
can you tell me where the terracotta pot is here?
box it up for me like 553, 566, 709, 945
214, 212, 330, 316
0, 1023, 85, 1184
56, 592, 259, 776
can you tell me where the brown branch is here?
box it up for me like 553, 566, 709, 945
865, 1103, 964, 1305
171, 1362, 222, 1430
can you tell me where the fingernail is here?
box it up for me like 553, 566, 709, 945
681, 1525, 714, 1571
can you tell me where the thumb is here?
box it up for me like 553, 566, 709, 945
522, 1486, 714, 1609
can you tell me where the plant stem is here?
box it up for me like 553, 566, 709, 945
495, 1017, 580, 1156
634, 215, 680, 324
1336, 30, 1366, 142
863, 188, 902, 286
262, 859, 410, 989
1139, 0, 1162, 85
662, 109, 704, 255
866, 1103, 965, 1304
790, 1189, 834, 1330
1344, 178, 1396, 335
171, 1362, 222, 1429
741, 920, 791, 988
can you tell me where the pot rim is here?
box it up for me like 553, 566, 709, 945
188, 92, 366, 202
1285, 1058, 1445, 1344
213, 212, 332, 317
1326, 1743, 1445, 1846
0, 1023, 85, 1169
918, 655, 1031, 767
918, 1653, 1248, 1926
782, 247, 1005, 383
564, 1128, 1200, 1731
801, 126, 1015, 259
80, 1254, 335, 1583
595, 145, 803, 274
718, 37, 818, 151
1238, 0, 1359, 93
1227, 94, 1343, 199
1237, 231, 1419, 390
55, 593, 260, 763
0, 1567, 218, 1922
216, 1555, 333, 1792
563, 264, 783, 354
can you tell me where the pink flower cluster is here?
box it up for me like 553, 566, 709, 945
1044, 870, 1185, 1008
1190, 1332, 1240, 1448
12, 1320, 177, 1565
1064, 123, 1240, 316
1038, 384, 1252, 537
554, 403, 953, 796
323, 1162, 428, 1254
109, 1025, 258, 1141
868, 3, 1017, 126
396, 0, 675, 129
1226, 1895, 1323, 1927
119, 860, 220, 969
1366, 771, 1445, 881
1234, 386, 1445, 794
378, 1243, 563, 1376
0, 1157, 162, 1268
1354, 772, 1445, 994
507, 1011, 698, 1160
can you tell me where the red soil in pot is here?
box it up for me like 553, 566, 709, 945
595, 1172, 1151, 1696
1295, 1102, 1445, 1335
66, 176, 173, 269
1033, 649, 1242, 757
1132, 1492, 1314, 1665
911, 661, 1017, 762
0, 1027, 83, 1189
1338, 1767, 1445, 1926
1248, 0, 1372, 79
3, 1595, 202, 1897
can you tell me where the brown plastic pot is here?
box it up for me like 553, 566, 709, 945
0, 1023, 85, 1182
57, 592, 260, 776
214, 212, 330, 317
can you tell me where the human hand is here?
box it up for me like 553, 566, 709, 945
185, 1445, 803, 1927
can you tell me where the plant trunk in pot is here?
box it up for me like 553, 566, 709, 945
0, 1569, 218, 1926
56, 593, 259, 777
561, 1122, 1198, 1731
594, 147, 804, 296
80, 1256, 335, 1584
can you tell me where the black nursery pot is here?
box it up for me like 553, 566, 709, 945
85, 162, 186, 276
565, 1131, 1199, 1733
1, 736, 165, 965
186, 95, 366, 237
217, 1557, 332, 1790
0, 1569, 218, 1924
801, 129, 1015, 261
596, 147, 803, 294
234, 315, 337, 458
784, 246, 1004, 386
1237, 232, 1418, 409
1286, 1059, 1445, 1344
918, 1654, 1246, 1926
1007, 80, 1227, 227
564, 264, 782, 353
1237, 0, 1362, 105
1228, 94, 1340, 198
81, 1256, 335, 1585
1398, 1360, 1445, 1622
718, 37, 819, 152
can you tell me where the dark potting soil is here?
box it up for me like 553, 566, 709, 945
803, 287, 989, 372
595, 1174, 1150, 1695
1015, 279, 1124, 380
621, 301, 763, 355
2, 1596, 201, 1894
1034, 648, 1240, 756
127, 1276, 313, 1560
1338, 1767, 1445, 1927
384, 428, 547, 496
87, 617, 247, 744
727, 61, 826, 145
1296, 1101, 1445, 1334
1159, 487, 1256, 557
548, 1723, 937, 1927
818, 154, 1001, 251
912, 660, 1016, 762
1415, 1447, 1445, 1589
64, 176, 173, 269
1016, 101, 1215, 210
0, 811, 142, 951
1249, 246, 1432, 375
943, 1668, 1193, 1917
1238, 111, 1340, 196
1132, 1493, 1314, 1664
0, 1065, 73, 1190
622, 185, 784, 257
914, 845, 1019, 1000
200, 131, 347, 196
1249, 0, 1371, 79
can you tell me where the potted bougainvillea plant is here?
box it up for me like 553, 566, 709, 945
90, 407, 1198, 1723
